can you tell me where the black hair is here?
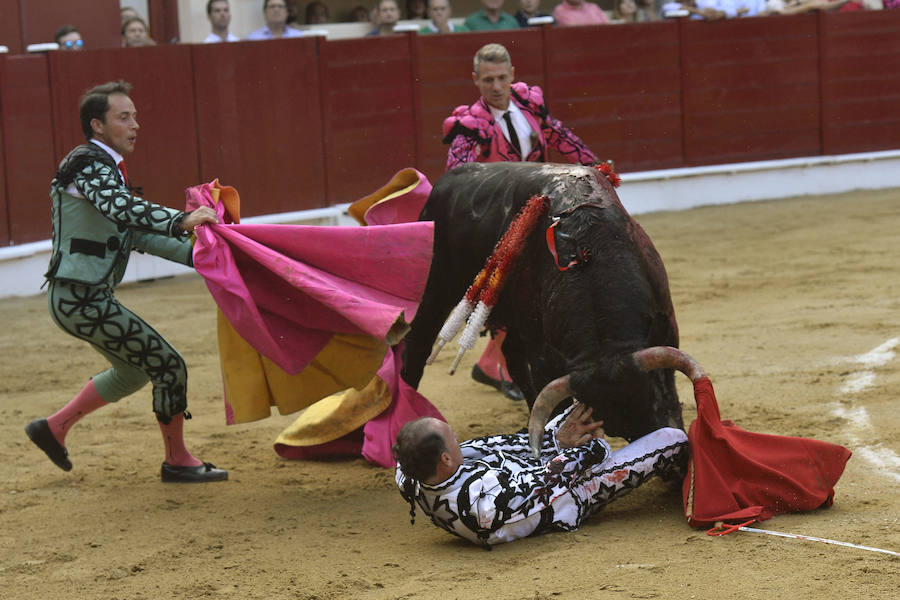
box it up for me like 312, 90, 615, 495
79, 80, 132, 140
207, 0, 228, 14
54, 24, 80, 45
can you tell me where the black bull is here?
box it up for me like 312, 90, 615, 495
400, 162, 683, 441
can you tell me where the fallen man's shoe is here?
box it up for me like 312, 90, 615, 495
25, 418, 72, 471
160, 461, 228, 483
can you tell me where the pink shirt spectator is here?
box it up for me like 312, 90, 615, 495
552, 1, 610, 25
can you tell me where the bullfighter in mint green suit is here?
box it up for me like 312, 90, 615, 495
25, 80, 227, 483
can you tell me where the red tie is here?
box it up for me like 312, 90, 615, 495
118, 160, 130, 187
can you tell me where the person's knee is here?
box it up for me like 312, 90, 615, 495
92, 368, 149, 401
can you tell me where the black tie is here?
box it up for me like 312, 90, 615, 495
503, 111, 522, 157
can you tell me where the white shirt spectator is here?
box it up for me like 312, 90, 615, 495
246, 26, 306, 40
204, 32, 240, 43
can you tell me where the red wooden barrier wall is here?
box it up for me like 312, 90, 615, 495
820, 10, 900, 155
0, 0, 24, 56
544, 22, 682, 171
2, 12, 899, 246
680, 14, 821, 166
320, 35, 419, 205
0, 56, 56, 246
48, 46, 201, 213
19, 0, 121, 51
192, 38, 326, 217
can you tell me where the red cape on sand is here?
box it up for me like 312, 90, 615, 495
684, 377, 852, 527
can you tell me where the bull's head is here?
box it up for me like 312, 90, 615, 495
527, 346, 704, 458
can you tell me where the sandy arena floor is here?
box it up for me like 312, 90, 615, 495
1, 188, 898, 599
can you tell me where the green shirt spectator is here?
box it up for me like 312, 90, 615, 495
464, 0, 521, 30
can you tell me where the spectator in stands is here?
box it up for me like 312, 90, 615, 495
688, 0, 765, 17
205, 0, 240, 42
614, 0, 640, 19
514, 0, 552, 25
287, 0, 304, 25
247, 0, 306, 39
552, 0, 611, 25
350, 5, 373, 21
408, 0, 429, 18
54, 25, 84, 51
306, 1, 331, 23
763, 0, 852, 12
121, 6, 140, 23
464, 0, 521, 29
885, 0, 898, 8
122, 17, 157, 47
420, 0, 469, 33
635, 0, 662, 19
367, 0, 402, 35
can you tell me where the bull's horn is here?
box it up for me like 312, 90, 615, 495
631, 346, 705, 381
528, 375, 574, 458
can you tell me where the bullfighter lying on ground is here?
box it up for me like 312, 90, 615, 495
393, 402, 687, 547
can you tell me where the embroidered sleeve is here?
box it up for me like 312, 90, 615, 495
446, 134, 482, 170
73, 160, 188, 238
543, 113, 598, 166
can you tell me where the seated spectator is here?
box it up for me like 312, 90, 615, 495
886, 0, 898, 8
54, 25, 84, 50
247, 0, 306, 39
464, 0, 521, 29
286, 0, 302, 25
514, 0, 552, 26
688, 0, 765, 17
636, 0, 662, 19
407, 0, 428, 18
552, 0, 611, 26
121, 7, 140, 23
122, 16, 157, 47
350, 5, 373, 21
614, 0, 639, 20
764, 0, 854, 11
420, 0, 469, 33
306, 1, 330, 23
368, 0, 402, 35
205, 0, 240, 42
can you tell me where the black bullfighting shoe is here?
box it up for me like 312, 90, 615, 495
160, 461, 228, 483
471, 364, 525, 401
25, 418, 73, 471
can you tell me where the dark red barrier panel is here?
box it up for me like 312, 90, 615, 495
320, 36, 418, 204
544, 22, 682, 172
20, 0, 121, 51
192, 38, 326, 217
416, 29, 545, 181
680, 14, 821, 167
820, 10, 900, 155
48, 45, 200, 211
0, 55, 56, 244
0, 58, 9, 246
0, 0, 23, 55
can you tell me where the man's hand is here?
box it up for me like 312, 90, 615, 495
180, 207, 219, 232
555, 403, 605, 449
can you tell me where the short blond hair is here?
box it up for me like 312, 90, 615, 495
473, 43, 511, 75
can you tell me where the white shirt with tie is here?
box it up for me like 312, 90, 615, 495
489, 102, 534, 161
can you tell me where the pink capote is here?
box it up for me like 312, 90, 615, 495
187, 183, 432, 376
187, 175, 445, 467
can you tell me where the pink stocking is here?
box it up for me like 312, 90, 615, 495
158, 413, 203, 467
476, 331, 511, 381
46, 379, 107, 446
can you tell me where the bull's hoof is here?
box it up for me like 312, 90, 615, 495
471, 365, 524, 401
